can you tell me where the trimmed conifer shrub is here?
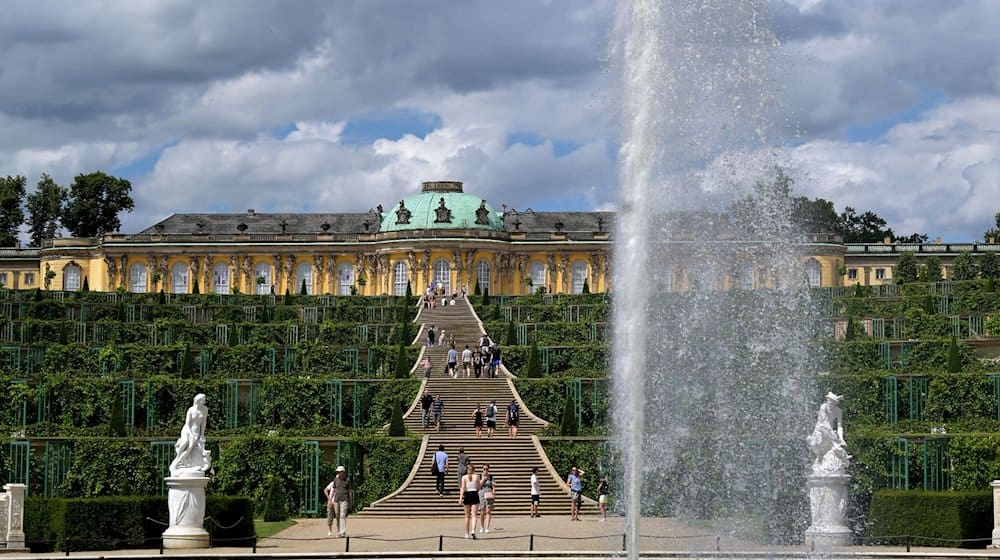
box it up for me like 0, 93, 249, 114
947, 335, 961, 373
525, 341, 542, 377
474, 280, 481, 296
481, 285, 490, 305
582, 278, 590, 294
192, 280, 200, 294
394, 341, 410, 378
284, 288, 292, 305
844, 317, 856, 341
82, 277, 90, 291
505, 320, 516, 345
157, 289, 166, 305
559, 394, 579, 436
388, 399, 406, 436
262, 476, 288, 522
300, 279, 307, 295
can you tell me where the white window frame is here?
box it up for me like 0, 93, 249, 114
434, 259, 451, 294
571, 261, 588, 294
63, 266, 82, 291
254, 262, 272, 295
393, 261, 408, 296
213, 263, 230, 294
738, 262, 755, 290
130, 264, 148, 293
24, 272, 35, 286
171, 263, 189, 294
476, 260, 490, 294
530, 261, 546, 290
806, 260, 822, 287
338, 263, 354, 295
295, 262, 313, 295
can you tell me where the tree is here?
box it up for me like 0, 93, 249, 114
0, 175, 26, 247
26, 174, 66, 246
924, 256, 942, 283
837, 206, 894, 243
581, 277, 590, 294
952, 253, 979, 281
300, 279, 308, 295
394, 341, 409, 378
844, 317, 856, 341
895, 232, 929, 244
947, 336, 961, 373
984, 211, 1000, 242
504, 321, 516, 345
62, 171, 134, 237
981, 252, 1000, 280
192, 279, 200, 294
524, 341, 542, 377
481, 285, 490, 306
388, 399, 406, 436
895, 252, 918, 284
559, 394, 579, 436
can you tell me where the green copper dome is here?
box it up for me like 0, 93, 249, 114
380, 181, 504, 232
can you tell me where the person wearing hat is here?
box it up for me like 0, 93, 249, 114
324, 466, 353, 537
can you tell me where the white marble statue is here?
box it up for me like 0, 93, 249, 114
806, 392, 850, 475
169, 393, 210, 477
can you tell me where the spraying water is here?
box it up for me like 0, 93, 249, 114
613, 1, 817, 556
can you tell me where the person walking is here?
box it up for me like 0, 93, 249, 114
597, 475, 610, 521
472, 350, 483, 378
427, 325, 436, 347
432, 394, 444, 432
459, 463, 480, 539
462, 345, 472, 378
324, 466, 353, 537
489, 344, 502, 378
447, 344, 458, 378
472, 404, 484, 438
479, 333, 492, 356
485, 400, 498, 438
478, 464, 495, 533
567, 466, 584, 521
530, 467, 541, 518
421, 356, 433, 379
419, 389, 433, 428
456, 448, 469, 492
506, 399, 520, 438
438, 329, 446, 346
432, 445, 449, 496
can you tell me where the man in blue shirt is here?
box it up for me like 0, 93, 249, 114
566, 466, 584, 521
447, 344, 459, 378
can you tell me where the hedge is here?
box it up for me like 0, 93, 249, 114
24, 495, 253, 552
866, 490, 992, 547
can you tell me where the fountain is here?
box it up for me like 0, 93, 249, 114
613, 0, 820, 556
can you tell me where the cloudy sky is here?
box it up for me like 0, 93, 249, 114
1, 0, 998, 241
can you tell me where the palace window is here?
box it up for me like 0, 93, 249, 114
476, 260, 490, 294
171, 263, 189, 294
254, 262, 272, 295
806, 260, 822, 287
434, 259, 451, 294
393, 261, 408, 296
213, 263, 230, 294
530, 261, 546, 290
337, 263, 354, 295
24, 272, 35, 286
0, 273, 7, 287
653, 263, 672, 293
875, 268, 886, 280
692, 261, 720, 290
571, 261, 589, 294
130, 264, 148, 293
847, 268, 858, 281
63, 266, 82, 291
737, 262, 754, 290
295, 262, 313, 295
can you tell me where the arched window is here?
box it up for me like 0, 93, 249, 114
213, 263, 230, 294
337, 263, 354, 295
806, 260, 822, 287
434, 259, 451, 294
393, 261, 408, 296
530, 261, 546, 290
63, 266, 82, 291
254, 262, 272, 295
738, 262, 755, 290
571, 261, 589, 294
295, 262, 313, 295
692, 261, 720, 291
476, 260, 490, 294
130, 264, 148, 293
171, 263, 189, 294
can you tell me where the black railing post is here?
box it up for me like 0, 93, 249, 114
439, 534, 443, 551
622, 533, 626, 551
530, 534, 534, 551
345, 535, 350, 553
160, 537, 165, 555
716, 535, 721, 551
253, 536, 257, 554
906, 534, 911, 553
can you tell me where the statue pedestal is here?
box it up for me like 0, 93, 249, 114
162, 476, 210, 549
989, 480, 1000, 548
2, 483, 27, 551
804, 473, 853, 549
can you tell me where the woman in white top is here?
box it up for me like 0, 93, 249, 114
459, 463, 480, 538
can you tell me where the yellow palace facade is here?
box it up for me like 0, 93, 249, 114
0, 181, 865, 295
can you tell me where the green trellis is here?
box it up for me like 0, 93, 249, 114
300, 441, 321, 514
43, 441, 72, 497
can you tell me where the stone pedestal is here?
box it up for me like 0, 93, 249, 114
162, 476, 210, 549
804, 474, 853, 549
989, 480, 1000, 548
2, 484, 27, 551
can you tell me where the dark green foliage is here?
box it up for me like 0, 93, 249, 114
504, 321, 516, 345
559, 394, 578, 436
388, 398, 406, 436
0, 175, 27, 247
180, 345, 195, 377
192, 279, 200, 294
582, 277, 590, 294
262, 476, 287, 522
27, 173, 67, 247
394, 341, 410, 378
284, 288, 292, 305
62, 171, 135, 237
474, 281, 481, 296
157, 289, 165, 305
952, 253, 979, 281
300, 279, 307, 295
405, 281, 413, 303
947, 335, 961, 373
923, 294, 936, 314
866, 490, 991, 547
924, 256, 943, 283
844, 316, 856, 341
81, 277, 89, 292
524, 341, 542, 377
854, 282, 866, 298
895, 252, 918, 284
481, 285, 490, 305
108, 390, 125, 436
982, 252, 1000, 280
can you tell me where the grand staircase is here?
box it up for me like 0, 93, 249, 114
360, 298, 588, 517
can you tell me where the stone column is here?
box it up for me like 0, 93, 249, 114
804, 474, 853, 548
3, 483, 26, 550
990, 480, 1000, 548
162, 476, 210, 548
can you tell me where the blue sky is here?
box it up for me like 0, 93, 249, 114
2, 1, 1000, 240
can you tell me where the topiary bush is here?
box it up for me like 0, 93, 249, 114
388, 398, 406, 436
866, 490, 991, 547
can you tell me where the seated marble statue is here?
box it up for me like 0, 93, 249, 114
169, 394, 209, 477
806, 392, 850, 475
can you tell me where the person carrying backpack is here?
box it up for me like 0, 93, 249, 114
506, 399, 520, 438
485, 400, 498, 438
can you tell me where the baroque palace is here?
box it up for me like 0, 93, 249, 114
0, 180, 995, 294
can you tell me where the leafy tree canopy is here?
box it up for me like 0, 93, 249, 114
26, 173, 67, 247
62, 171, 134, 238
0, 175, 26, 247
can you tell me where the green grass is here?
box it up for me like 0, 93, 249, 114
254, 518, 296, 538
